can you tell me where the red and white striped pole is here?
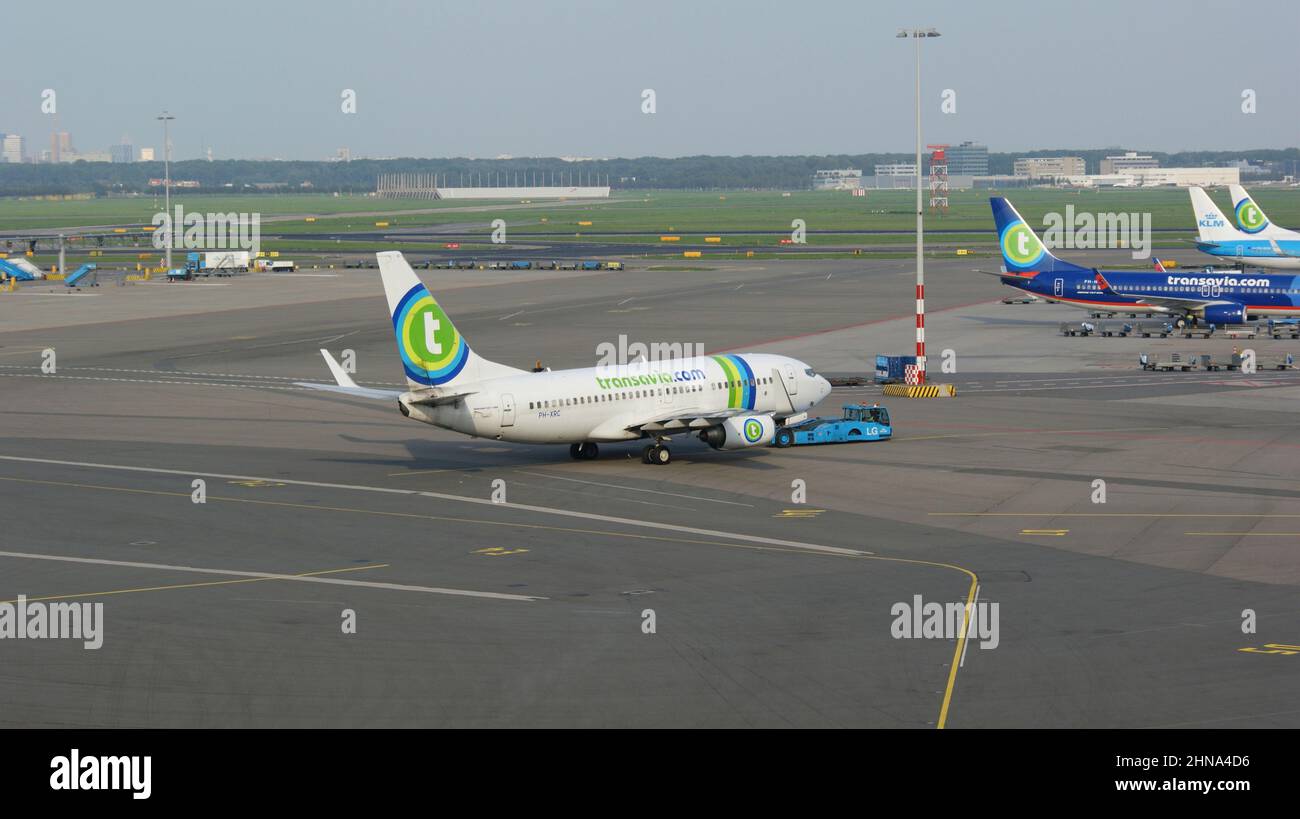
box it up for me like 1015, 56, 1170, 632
909, 29, 935, 384
916, 283, 926, 383
898, 28, 938, 383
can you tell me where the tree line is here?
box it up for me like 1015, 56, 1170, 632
1, 149, 1296, 197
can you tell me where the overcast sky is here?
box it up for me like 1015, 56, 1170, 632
1, 0, 1295, 161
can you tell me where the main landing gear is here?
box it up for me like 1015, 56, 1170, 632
569, 442, 599, 460
641, 443, 671, 465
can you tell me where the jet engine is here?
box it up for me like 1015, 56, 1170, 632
699, 414, 776, 450
1202, 303, 1247, 325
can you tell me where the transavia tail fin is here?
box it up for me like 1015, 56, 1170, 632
1189, 186, 1241, 244
1229, 184, 1300, 239
378, 251, 524, 388
988, 197, 1090, 275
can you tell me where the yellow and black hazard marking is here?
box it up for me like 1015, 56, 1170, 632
774, 508, 825, 518
226, 479, 285, 488
1020, 528, 1069, 536
1238, 643, 1300, 656
882, 384, 956, 398
473, 546, 530, 556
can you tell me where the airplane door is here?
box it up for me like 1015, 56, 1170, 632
500, 393, 515, 427
1053, 278, 1064, 298
657, 385, 675, 411
782, 363, 798, 394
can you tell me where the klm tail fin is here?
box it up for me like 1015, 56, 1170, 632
378, 251, 524, 388
1189, 187, 1241, 244
989, 198, 1090, 275
1228, 185, 1300, 239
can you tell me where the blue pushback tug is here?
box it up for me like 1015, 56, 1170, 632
772, 404, 892, 448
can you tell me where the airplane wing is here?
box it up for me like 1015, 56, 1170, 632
586, 406, 754, 440
296, 349, 474, 404
634, 407, 755, 433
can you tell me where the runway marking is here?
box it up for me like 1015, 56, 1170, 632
1145, 706, 1300, 728
0, 364, 403, 385
888, 424, 1182, 444
958, 584, 980, 668
0, 473, 861, 559
1187, 532, 1300, 538
1020, 529, 1069, 536
473, 547, 529, 557
0, 456, 987, 727
2, 564, 389, 605
0, 551, 541, 602
0, 372, 313, 392
12, 292, 103, 297
515, 470, 755, 507
774, 508, 825, 518
936, 512, 1300, 518
0, 455, 862, 557
135, 281, 230, 287
227, 479, 285, 488
1238, 644, 1300, 656
387, 468, 455, 478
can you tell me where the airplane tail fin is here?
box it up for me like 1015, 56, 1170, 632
1189, 186, 1243, 244
378, 251, 524, 388
1228, 184, 1299, 239
989, 197, 1090, 275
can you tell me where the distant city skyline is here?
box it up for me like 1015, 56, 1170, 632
0, 0, 1296, 162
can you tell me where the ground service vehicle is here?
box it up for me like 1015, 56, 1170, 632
773, 404, 892, 447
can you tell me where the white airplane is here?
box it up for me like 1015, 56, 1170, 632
299, 251, 832, 464
1191, 185, 1300, 269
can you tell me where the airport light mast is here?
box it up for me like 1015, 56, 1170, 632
897, 27, 940, 385
156, 111, 175, 271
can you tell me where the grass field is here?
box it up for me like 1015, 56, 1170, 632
0, 193, 505, 231
254, 187, 1300, 238
5, 188, 1300, 262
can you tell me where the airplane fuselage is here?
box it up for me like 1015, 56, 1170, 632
1001, 268, 1300, 316
1197, 240, 1300, 270
401, 352, 831, 444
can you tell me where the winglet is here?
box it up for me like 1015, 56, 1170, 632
1094, 270, 1114, 293
320, 348, 359, 388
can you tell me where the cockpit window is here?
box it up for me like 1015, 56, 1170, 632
804, 368, 817, 377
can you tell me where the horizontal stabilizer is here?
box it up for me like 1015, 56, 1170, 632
295, 349, 404, 400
